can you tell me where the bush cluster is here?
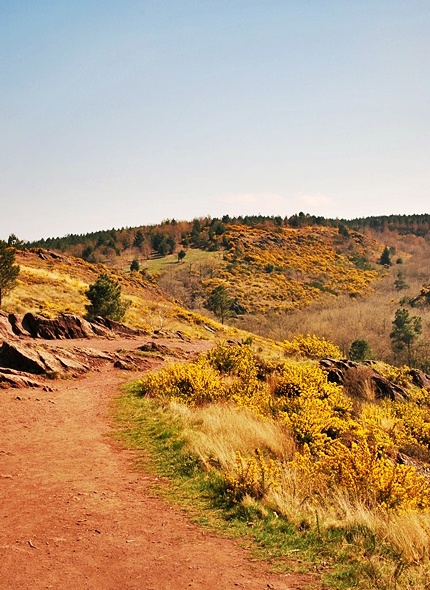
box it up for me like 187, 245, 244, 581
136, 342, 430, 512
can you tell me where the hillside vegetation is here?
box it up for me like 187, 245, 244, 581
24, 213, 430, 369
3, 248, 279, 355
118, 339, 430, 589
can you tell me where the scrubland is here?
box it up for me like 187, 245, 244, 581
118, 339, 430, 589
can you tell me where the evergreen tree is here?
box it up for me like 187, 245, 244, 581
166, 235, 176, 254
0, 241, 20, 308
7, 234, 24, 249
394, 270, 409, 291
390, 308, 422, 365
85, 273, 130, 321
206, 284, 233, 324
133, 230, 144, 251
349, 339, 372, 361
379, 246, 392, 266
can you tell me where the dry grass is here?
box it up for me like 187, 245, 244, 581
169, 401, 295, 471
238, 234, 430, 365
3, 249, 285, 348
162, 384, 430, 583
164, 392, 430, 570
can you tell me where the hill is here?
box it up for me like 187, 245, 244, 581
3, 247, 284, 357
18, 214, 430, 369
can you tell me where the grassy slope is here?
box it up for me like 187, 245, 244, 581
115, 348, 430, 590
123, 224, 430, 366
4, 248, 283, 356
13, 219, 430, 367
102, 224, 383, 314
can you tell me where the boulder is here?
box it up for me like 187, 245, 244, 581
0, 369, 42, 389
21, 313, 95, 339
8, 314, 31, 337
0, 341, 88, 375
113, 359, 136, 371
370, 375, 409, 401
409, 369, 430, 390
0, 312, 18, 341
0, 341, 48, 374
91, 317, 145, 337
320, 358, 409, 401
138, 341, 175, 356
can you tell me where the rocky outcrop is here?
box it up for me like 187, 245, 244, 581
21, 313, 95, 339
0, 341, 89, 375
91, 316, 146, 338
138, 342, 174, 355
0, 367, 44, 389
320, 358, 413, 401
7, 314, 31, 337
409, 369, 430, 390
0, 312, 146, 341
319, 359, 356, 385
0, 337, 157, 389
0, 312, 20, 341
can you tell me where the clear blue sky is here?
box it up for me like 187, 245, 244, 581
1, 1, 429, 241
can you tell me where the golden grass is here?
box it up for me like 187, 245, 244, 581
170, 401, 295, 470
4, 249, 283, 347
149, 392, 430, 586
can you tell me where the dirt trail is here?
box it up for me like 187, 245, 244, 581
0, 339, 318, 590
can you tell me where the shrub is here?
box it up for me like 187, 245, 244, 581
349, 339, 372, 361
224, 449, 279, 501
284, 334, 342, 359
85, 273, 130, 321
137, 361, 226, 405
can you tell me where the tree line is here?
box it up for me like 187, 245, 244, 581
27, 212, 430, 262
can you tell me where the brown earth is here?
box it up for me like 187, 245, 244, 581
0, 337, 320, 590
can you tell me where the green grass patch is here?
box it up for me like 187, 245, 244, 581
143, 248, 222, 274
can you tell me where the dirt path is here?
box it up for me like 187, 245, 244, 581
0, 340, 318, 590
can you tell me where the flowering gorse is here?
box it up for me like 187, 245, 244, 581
136, 341, 430, 511
283, 334, 342, 359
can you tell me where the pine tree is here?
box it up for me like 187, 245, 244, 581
390, 308, 422, 365
133, 230, 144, 251
0, 240, 20, 308
394, 270, 409, 291
85, 273, 130, 321
206, 285, 233, 324
349, 339, 372, 361
379, 246, 392, 266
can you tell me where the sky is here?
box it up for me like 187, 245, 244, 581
1, 0, 429, 241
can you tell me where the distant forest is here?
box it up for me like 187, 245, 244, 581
28, 213, 430, 262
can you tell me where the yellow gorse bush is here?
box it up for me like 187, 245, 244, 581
271, 364, 352, 449
283, 333, 342, 359
136, 342, 430, 512
207, 225, 379, 314
224, 449, 280, 502
392, 400, 430, 449
205, 342, 273, 417
137, 360, 226, 405
293, 438, 430, 511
